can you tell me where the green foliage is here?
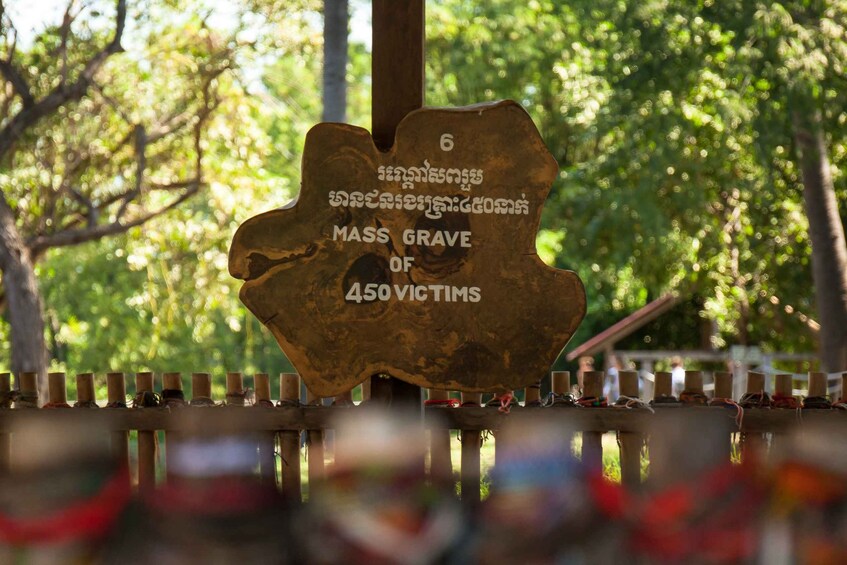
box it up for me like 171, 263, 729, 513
427, 0, 847, 359
3, 0, 845, 377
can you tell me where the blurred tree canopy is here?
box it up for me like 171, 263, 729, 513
428, 0, 847, 369
0, 0, 845, 379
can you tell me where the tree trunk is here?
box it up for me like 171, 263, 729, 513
792, 108, 847, 372
0, 200, 48, 394
322, 0, 348, 123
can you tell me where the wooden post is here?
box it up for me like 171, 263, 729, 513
808, 371, 827, 398
709, 371, 735, 462
524, 379, 542, 407
106, 372, 130, 470
254, 373, 276, 485
16, 372, 39, 408
653, 371, 673, 399
225, 372, 246, 406
75, 373, 97, 407
0, 372, 10, 473
460, 392, 482, 504
368, 0, 425, 409
306, 388, 326, 494
841, 373, 847, 403
190, 372, 213, 406
162, 372, 184, 406
740, 371, 768, 461
46, 371, 69, 407
280, 373, 302, 503
552, 370, 570, 396
713, 371, 734, 400
773, 374, 796, 407
372, 0, 424, 150
255, 373, 272, 405
136, 372, 157, 493
581, 371, 604, 468
747, 371, 766, 394
427, 389, 454, 483
161, 372, 184, 480
618, 370, 642, 487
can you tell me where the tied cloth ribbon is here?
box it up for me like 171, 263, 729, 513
708, 398, 744, 430
276, 398, 300, 408
424, 398, 460, 408
802, 395, 832, 410
0, 390, 16, 409
739, 391, 770, 409
576, 395, 607, 408
489, 391, 515, 413
254, 398, 275, 408
0, 467, 131, 545
225, 388, 253, 406
614, 395, 654, 413
133, 391, 162, 408
74, 399, 100, 408
771, 393, 799, 409
10, 391, 39, 409
189, 396, 219, 407
543, 392, 578, 407
679, 390, 708, 406
161, 389, 186, 408
651, 394, 681, 406
631, 462, 762, 563
42, 401, 71, 409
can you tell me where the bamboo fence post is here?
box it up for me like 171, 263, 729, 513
682, 371, 706, 405
162, 372, 184, 480
162, 372, 185, 406
254, 373, 276, 485
807, 371, 828, 399
190, 372, 213, 406
361, 379, 371, 402
618, 370, 642, 488
653, 371, 673, 400
714, 371, 734, 400
552, 370, 570, 397
280, 373, 302, 503
0, 373, 10, 472
841, 373, 847, 404
46, 372, 70, 408
747, 371, 766, 396
460, 392, 482, 505
710, 371, 735, 462
106, 372, 129, 470
524, 379, 542, 407
135, 372, 157, 493
741, 371, 768, 461
773, 374, 795, 407
769, 373, 797, 454
581, 371, 604, 467
427, 389, 453, 484
306, 388, 326, 493
226, 372, 246, 406
16, 372, 39, 409
548, 370, 576, 408
75, 373, 98, 408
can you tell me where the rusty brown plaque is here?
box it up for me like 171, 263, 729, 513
229, 100, 585, 396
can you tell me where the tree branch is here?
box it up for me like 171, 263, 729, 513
27, 183, 201, 256
0, 0, 127, 163
0, 14, 34, 108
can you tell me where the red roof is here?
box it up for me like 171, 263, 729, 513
565, 294, 681, 361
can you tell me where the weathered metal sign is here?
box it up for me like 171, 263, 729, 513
229, 100, 585, 396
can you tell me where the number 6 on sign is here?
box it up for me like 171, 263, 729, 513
440, 133, 454, 152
